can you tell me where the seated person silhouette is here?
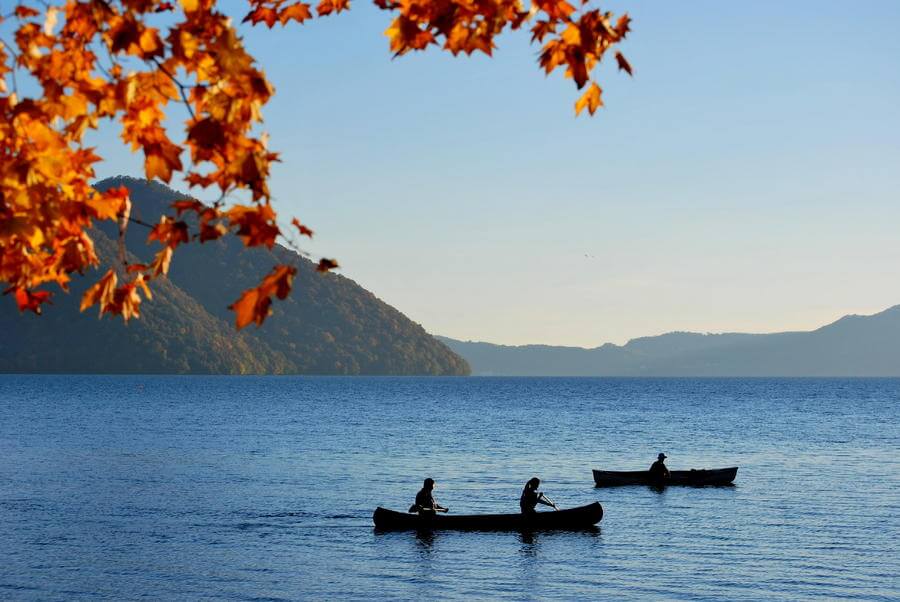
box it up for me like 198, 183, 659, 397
520, 477, 558, 514
409, 478, 448, 515
649, 453, 670, 482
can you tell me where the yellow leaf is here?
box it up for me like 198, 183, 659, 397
80, 270, 117, 314
575, 82, 603, 116
44, 8, 59, 36
179, 31, 198, 59
24, 224, 45, 248
145, 153, 173, 182
134, 274, 152, 300
562, 24, 580, 46
150, 247, 173, 276
86, 189, 127, 220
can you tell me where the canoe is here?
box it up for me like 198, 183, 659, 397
593, 467, 738, 487
373, 502, 603, 531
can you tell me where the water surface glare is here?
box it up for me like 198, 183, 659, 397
1, 376, 898, 600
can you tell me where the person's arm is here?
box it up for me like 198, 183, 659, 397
429, 494, 448, 512
537, 493, 557, 508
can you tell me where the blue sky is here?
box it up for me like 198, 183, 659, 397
92, 0, 900, 346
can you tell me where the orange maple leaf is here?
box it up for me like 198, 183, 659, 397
317, 0, 350, 17
9, 288, 53, 315
148, 217, 190, 248
615, 51, 632, 76
291, 218, 314, 238
229, 264, 297, 329
86, 186, 130, 220
280, 3, 313, 24
243, 7, 279, 27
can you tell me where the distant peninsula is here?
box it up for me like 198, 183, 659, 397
0, 177, 469, 376
438, 306, 900, 376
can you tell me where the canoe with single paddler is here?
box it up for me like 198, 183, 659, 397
593, 467, 738, 487
373, 502, 603, 531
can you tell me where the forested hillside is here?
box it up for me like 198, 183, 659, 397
0, 177, 469, 375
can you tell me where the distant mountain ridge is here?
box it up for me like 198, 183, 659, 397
0, 177, 469, 375
438, 306, 900, 376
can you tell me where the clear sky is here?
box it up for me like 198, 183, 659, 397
93, 0, 900, 346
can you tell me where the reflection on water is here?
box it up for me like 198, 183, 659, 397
518, 526, 601, 553
414, 528, 436, 554
648, 484, 667, 495
518, 529, 538, 552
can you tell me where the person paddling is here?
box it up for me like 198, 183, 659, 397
649, 453, 670, 482
409, 478, 448, 515
520, 477, 558, 514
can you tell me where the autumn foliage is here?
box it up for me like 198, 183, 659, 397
0, 0, 631, 329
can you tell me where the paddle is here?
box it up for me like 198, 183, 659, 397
541, 494, 560, 511
408, 504, 449, 513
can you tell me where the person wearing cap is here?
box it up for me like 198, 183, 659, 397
649, 453, 670, 482
409, 478, 448, 515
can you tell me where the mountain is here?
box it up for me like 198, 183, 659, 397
0, 177, 469, 375
438, 307, 900, 376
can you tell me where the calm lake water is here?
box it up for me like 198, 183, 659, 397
1, 376, 898, 600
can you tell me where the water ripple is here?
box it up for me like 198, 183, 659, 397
0, 376, 898, 600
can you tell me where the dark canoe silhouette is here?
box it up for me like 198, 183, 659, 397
373, 502, 603, 531
593, 467, 738, 487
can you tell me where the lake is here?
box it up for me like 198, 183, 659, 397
1, 376, 898, 600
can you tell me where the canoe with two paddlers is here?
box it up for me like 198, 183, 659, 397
593, 467, 738, 487
373, 502, 603, 531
